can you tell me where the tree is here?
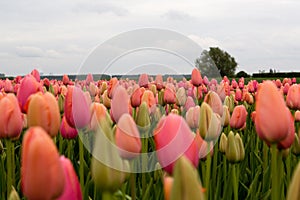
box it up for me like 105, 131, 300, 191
195, 47, 238, 77
236, 71, 250, 78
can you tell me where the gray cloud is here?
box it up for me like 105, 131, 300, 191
162, 10, 193, 21
72, 2, 129, 16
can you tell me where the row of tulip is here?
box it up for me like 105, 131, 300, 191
0, 68, 300, 200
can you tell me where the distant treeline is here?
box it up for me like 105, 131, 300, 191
252, 72, 300, 78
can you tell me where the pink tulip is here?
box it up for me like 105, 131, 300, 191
115, 113, 141, 159
111, 86, 129, 123
286, 84, 300, 110
235, 88, 242, 102
230, 105, 248, 130
60, 116, 78, 139
204, 91, 223, 117
30, 69, 40, 82
191, 68, 202, 87
64, 86, 91, 129
107, 77, 119, 98
277, 110, 295, 149
21, 127, 65, 200
164, 87, 176, 104
185, 105, 200, 129
138, 73, 149, 88
57, 156, 82, 200
154, 114, 199, 174
184, 96, 196, 111
255, 81, 291, 143
283, 83, 290, 95
17, 74, 42, 113
85, 73, 94, 85
4, 79, 13, 93
0, 94, 23, 139
155, 74, 164, 90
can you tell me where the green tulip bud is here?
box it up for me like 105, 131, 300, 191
292, 134, 300, 156
226, 131, 239, 163
58, 94, 65, 114
170, 156, 205, 200
287, 162, 300, 200
224, 95, 234, 113
135, 102, 150, 129
235, 133, 245, 161
219, 132, 228, 154
8, 186, 20, 200
158, 90, 165, 106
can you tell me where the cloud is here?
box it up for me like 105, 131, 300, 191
15, 46, 44, 57
162, 10, 193, 20
72, 2, 129, 16
188, 35, 221, 49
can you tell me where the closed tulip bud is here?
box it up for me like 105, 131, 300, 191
107, 77, 119, 98
154, 114, 199, 174
135, 102, 150, 129
235, 133, 245, 161
91, 121, 128, 192
286, 162, 300, 200
90, 102, 112, 131
115, 113, 141, 159
88, 82, 98, 97
225, 131, 240, 163
155, 74, 164, 90
164, 87, 176, 104
191, 68, 203, 87
141, 90, 156, 110
62, 74, 70, 85
85, 73, 94, 85
171, 109, 179, 115
21, 127, 65, 200
219, 132, 228, 154
176, 87, 187, 106
277, 110, 295, 150
184, 96, 195, 111
255, 81, 291, 143
286, 84, 300, 110
224, 95, 235, 113
154, 162, 163, 182
102, 90, 111, 109
170, 156, 205, 200
30, 69, 40, 82
17, 74, 42, 113
138, 73, 149, 88
58, 94, 65, 113
100, 81, 107, 95
199, 102, 222, 141
4, 79, 13, 93
185, 105, 200, 129
221, 105, 230, 127
0, 94, 23, 139
204, 91, 223, 117
131, 87, 143, 108
60, 116, 78, 139
235, 88, 242, 102
8, 186, 20, 200
164, 176, 174, 200
295, 110, 300, 122
150, 84, 157, 97
64, 86, 91, 129
158, 90, 165, 106
57, 156, 82, 200
244, 92, 254, 104
27, 92, 60, 137
292, 134, 300, 156
229, 105, 248, 130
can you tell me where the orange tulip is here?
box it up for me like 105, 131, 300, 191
141, 90, 156, 110
115, 113, 141, 159
27, 92, 60, 137
191, 68, 202, 87
295, 110, 300, 122
21, 127, 65, 200
163, 176, 174, 200
277, 110, 295, 149
0, 93, 23, 139
62, 74, 70, 85
286, 84, 300, 110
107, 77, 119, 98
89, 102, 109, 131
255, 81, 291, 143
230, 105, 248, 130
131, 87, 144, 108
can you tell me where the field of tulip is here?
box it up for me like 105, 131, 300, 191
1, 68, 300, 200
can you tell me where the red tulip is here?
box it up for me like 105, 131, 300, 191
57, 156, 82, 200
115, 113, 141, 159
60, 116, 78, 139
21, 127, 65, 200
154, 114, 199, 174
230, 105, 248, 130
64, 86, 91, 129
255, 81, 291, 143
286, 84, 300, 110
62, 74, 70, 85
191, 68, 202, 87
131, 87, 144, 108
0, 94, 23, 139
17, 74, 42, 113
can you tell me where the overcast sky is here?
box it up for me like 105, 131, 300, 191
0, 0, 300, 76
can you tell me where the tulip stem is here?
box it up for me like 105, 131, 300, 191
130, 173, 136, 200
232, 164, 238, 200
205, 143, 211, 200
271, 144, 278, 200
5, 139, 13, 198
102, 191, 114, 200
79, 135, 84, 191
142, 130, 149, 195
